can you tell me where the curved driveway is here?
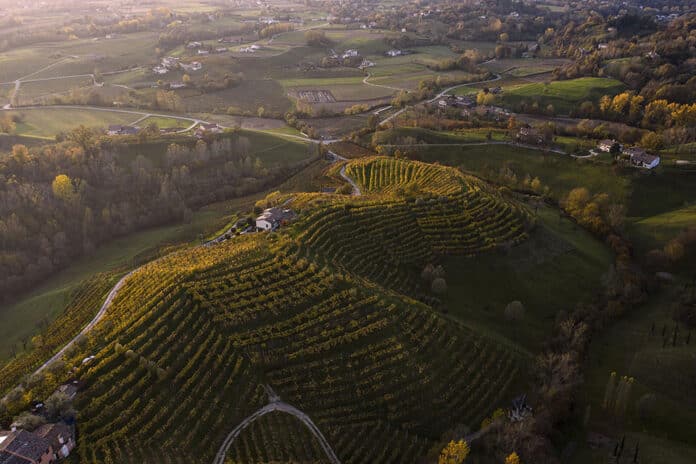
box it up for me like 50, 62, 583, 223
212, 399, 340, 464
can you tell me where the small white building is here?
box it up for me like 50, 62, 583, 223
342, 49, 359, 59
256, 207, 296, 231
627, 149, 660, 169
386, 49, 402, 57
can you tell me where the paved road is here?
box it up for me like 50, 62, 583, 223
328, 151, 361, 196
33, 271, 135, 375
213, 391, 340, 464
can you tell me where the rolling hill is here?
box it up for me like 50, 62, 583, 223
67, 157, 532, 464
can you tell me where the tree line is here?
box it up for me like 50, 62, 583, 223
0, 128, 314, 301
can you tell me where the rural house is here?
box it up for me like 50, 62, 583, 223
597, 139, 620, 152
256, 208, 296, 231
0, 429, 52, 463
34, 424, 74, 460
195, 123, 223, 138
516, 126, 543, 145
624, 147, 660, 169
107, 125, 139, 136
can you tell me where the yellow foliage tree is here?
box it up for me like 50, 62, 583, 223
51, 174, 75, 202
505, 451, 521, 464
439, 440, 470, 464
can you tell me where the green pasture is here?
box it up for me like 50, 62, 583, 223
446, 206, 612, 353
4, 108, 137, 139
499, 77, 626, 114
410, 139, 628, 202
571, 290, 696, 463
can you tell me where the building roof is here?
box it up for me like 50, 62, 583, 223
0, 430, 50, 463
631, 151, 660, 165
256, 207, 295, 223
35, 423, 73, 449
0, 450, 33, 464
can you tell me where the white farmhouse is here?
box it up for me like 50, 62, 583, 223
255, 207, 296, 231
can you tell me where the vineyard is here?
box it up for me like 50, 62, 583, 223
0, 273, 118, 396
227, 411, 330, 463
302, 157, 532, 293
65, 157, 531, 463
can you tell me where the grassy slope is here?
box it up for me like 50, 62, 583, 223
413, 143, 629, 202
445, 206, 612, 353
500, 77, 626, 114
8, 108, 138, 139
571, 290, 696, 464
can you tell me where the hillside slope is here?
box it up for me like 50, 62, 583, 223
69, 157, 532, 464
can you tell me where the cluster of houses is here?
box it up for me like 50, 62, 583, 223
437, 94, 477, 110
180, 61, 203, 72
0, 382, 79, 463
153, 56, 204, 75
152, 56, 180, 75
255, 207, 296, 231
194, 123, 223, 139
597, 139, 660, 169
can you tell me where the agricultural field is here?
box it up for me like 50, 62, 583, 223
409, 140, 629, 202
481, 57, 571, 77
1, 2, 694, 463
15, 76, 94, 105
498, 77, 626, 114
50, 158, 533, 463
3, 108, 139, 139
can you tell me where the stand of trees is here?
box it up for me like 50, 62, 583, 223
0, 129, 313, 301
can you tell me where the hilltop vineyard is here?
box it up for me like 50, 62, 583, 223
67, 157, 530, 464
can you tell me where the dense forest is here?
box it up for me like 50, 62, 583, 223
0, 129, 314, 301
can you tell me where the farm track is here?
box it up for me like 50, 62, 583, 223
212, 388, 340, 464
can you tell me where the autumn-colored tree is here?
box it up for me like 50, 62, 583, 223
0, 114, 16, 133
505, 452, 522, 464
51, 174, 75, 202
439, 440, 470, 464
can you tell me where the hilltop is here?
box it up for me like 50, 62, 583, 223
53, 157, 531, 463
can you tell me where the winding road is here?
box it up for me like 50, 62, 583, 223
378, 73, 501, 127
328, 151, 362, 196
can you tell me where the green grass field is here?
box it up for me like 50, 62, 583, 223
445, 206, 611, 353
629, 204, 696, 251
500, 77, 626, 114
6, 108, 138, 138
571, 290, 696, 463
139, 116, 188, 129
389, 132, 629, 202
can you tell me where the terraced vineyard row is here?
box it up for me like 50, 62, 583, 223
74, 239, 268, 463
342, 157, 465, 196
227, 411, 330, 464
0, 273, 118, 394
65, 157, 531, 463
